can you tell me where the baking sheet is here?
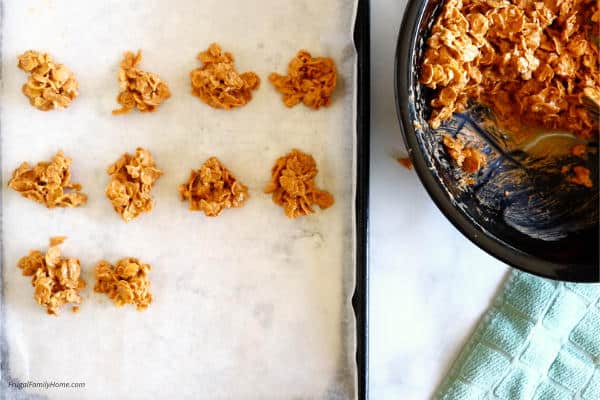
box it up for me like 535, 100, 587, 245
0, 1, 359, 399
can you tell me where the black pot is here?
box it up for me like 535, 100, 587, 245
395, 0, 599, 282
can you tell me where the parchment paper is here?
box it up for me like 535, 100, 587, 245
0, 1, 358, 399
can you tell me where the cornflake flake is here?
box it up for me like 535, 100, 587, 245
443, 135, 487, 174
8, 151, 87, 208
571, 144, 587, 157
17, 50, 79, 111
105, 147, 163, 222
18, 237, 85, 316
269, 50, 337, 109
113, 50, 171, 115
265, 149, 334, 218
190, 43, 260, 109
397, 157, 413, 170
567, 165, 593, 188
94, 257, 153, 311
179, 157, 249, 217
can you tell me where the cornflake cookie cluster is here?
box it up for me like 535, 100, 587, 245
105, 147, 163, 222
269, 50, 337, 109
420, 0, 599, 139
179, 157, 249, 217
190, 43, 260, 109
18, 237, 85, 316
113, 50, 171, 115
8, 151, 87, 208
265, 149, 334, 218
17, 50, 79, 111
94, 257, 153, 311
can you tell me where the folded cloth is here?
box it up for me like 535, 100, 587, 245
436, 270, 600, 400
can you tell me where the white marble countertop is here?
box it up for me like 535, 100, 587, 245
368, 0, 509, 398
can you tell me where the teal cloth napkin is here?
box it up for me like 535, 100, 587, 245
436, 270, 600, 400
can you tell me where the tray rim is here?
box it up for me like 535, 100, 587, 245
353, 0, 370, 399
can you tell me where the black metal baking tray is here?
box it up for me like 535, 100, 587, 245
0, 1, 371, 398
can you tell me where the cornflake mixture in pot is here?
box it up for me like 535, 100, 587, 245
421, 0, 599, 182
